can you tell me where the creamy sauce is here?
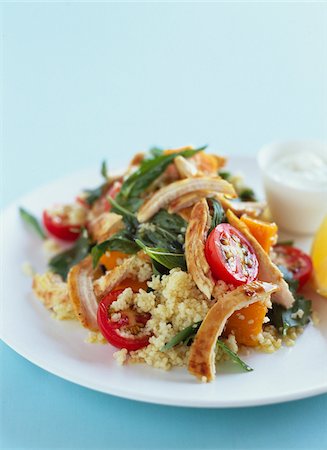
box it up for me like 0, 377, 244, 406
269, 151, 327, 190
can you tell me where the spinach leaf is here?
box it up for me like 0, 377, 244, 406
84, 185, 105, 206
108, 196, 139, 232
276, 240, 294, 246
91, 229, 139, 267
101, 160, 108, 179
161, 322, 201, 350
238, 187, 257, 202
268, 263, 312, 335
48, 229, 90, 280
268, 296, 312, 336
208, 198, 225, 233
138, 210, 186, 253
91, 207, 187, 268
218, 171, 231, 180
149, 147, 164, 158
19, 207, 46, 240
162, 321, 253, 372
216, 341, 253, 372
136, 240, 187, 271
119, 146, 206, 199
151, 209, 187, 234
278, 265, 299, 295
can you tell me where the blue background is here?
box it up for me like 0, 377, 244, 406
1, 2, 327, 449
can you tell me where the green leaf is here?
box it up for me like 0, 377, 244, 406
216, 340, 253, 372
136, 239, 187, 271
84, 184, 106, 206
91, 230, 139, 268
149, 147, 164, 158
278, 265, 299, 295
161, 322, 201, 351
101, 160, 108, 179
268, 295, 312, 336
238, 187, 257, 202
162, 322, 253, 372
109, 196, 139, 232
276, 240, 294, 246
218, 171, 231, 180
19, 207, 46, 240
48, 229, 90, 280
208, 198, 225, 234
119, 146, 207, 199
138, 210, 186, 253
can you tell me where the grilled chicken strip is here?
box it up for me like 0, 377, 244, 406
87, 212, 123, 243
217, 195, 266, 218
188, 281, 278, 382
226, 210, 295, 308
93, 253, 152, 300
168, 190, 217, 214
67, 256, 99, 331
185, 199, 215, 299
174, 155, 201, 178
137, 177, 236, 223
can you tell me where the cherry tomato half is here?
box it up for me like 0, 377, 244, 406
43, 205, 86, 241
97, 290, 151, 351
205, 223, 259, 285
272, 245, 313, 288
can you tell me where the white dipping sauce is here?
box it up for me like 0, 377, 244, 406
269, 151, 327, 190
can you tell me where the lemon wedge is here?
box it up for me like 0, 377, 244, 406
311, 215, 327, 297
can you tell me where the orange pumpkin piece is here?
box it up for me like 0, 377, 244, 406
100, 251, 129, 270
224, 301, 267, 347
240, 215, 278, 253
192, 152, 225, 174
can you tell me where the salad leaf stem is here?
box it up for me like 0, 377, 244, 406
19, 207, 46, 240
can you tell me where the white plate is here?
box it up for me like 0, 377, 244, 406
1, 157, 327, 407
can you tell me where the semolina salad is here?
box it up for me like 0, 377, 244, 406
21, 146, 315, 382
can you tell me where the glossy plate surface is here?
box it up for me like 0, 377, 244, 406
1, 157, 326, 407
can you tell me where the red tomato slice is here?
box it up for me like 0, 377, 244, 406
205, 223, 259, 285
97, 290, 151, 351
43, 206, 85, 241
273, 245, 313, 288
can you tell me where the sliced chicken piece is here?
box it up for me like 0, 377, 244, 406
226, 210, 295, 308
137, 177, 236, 223
185, 199, 215, 299
87, 212, 123, 243
188, 281, 278, 382
168, 190, 217, 214
177, 206, 193, 222
67, 256, 99, 331
216, 195, 266, 218
174, 155, 201, 178
93, 253, 152, 300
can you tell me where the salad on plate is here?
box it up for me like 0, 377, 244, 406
20, 146, 318, 383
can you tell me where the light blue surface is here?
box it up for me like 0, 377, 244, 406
1, 3, 327, 449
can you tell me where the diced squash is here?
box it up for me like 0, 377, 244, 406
100, 251, 129, 271
224, 301, 267, 347
240, 215, 278, 253
192, 152, 226, 174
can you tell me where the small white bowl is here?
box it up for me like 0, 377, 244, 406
257, 140, 327, 235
